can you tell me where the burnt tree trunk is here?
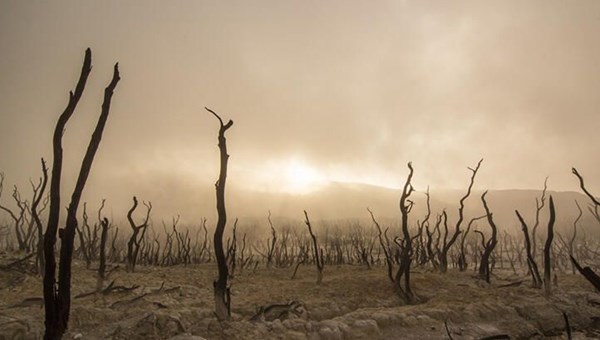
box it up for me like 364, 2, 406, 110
395, 162, 415, 303
480, 191, 498, 283
43, 49, 120, 340
543, 196, 556, 295
515, 210, 542, 288
206, 107, 233, 321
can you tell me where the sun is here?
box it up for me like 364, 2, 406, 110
282, 159, 325, 194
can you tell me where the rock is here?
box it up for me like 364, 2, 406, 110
168, 334, 207, 340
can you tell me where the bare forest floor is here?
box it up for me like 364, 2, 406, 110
2, 254, 600, 339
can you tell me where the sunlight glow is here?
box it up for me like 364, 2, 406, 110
281, 159, 326, 194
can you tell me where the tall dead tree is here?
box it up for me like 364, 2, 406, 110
439, 159, 483, 273
544, 196, 556, 295
43, 48, 120, 340
479, 191, 498, 283
515, 210, 542, 288
206, 107, 233, 321
395, 162, 416, 302
126, 196, 152, 272
572, 168, 600, 224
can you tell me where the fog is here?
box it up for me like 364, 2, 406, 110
0, 1, 599, 223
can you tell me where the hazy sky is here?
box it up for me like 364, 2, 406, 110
1, 1, 599, 217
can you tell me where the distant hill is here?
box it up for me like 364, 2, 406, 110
79, 174, 598, 236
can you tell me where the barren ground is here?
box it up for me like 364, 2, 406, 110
2, 255, 600, 339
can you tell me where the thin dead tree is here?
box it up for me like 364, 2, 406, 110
544, 196, 556, 295
126, 196, 152, 272
439, 159, 483, 273
368, 208, 394, 282
532, 178, 548, 261
266, 211, 277, 268
43, 48, 120, 340
206, 107, 234, 321
395, 162, 416, 302
515, 210, 543, 288
572, 168, 600, 224
304, 210, 324, 284
31, 159, 49, 275
479, 191, 498, 283
458, 214, 487, 272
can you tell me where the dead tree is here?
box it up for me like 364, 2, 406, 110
439, 159, 482, 273
368, 208, 394, 282
266, 211, 277, 268
30, 159, 49, 275
458, 215, 487, 271
0, 177, 29, 251
304, 210, 324, 284
126, 196, 152, 272
532, 178, 548, 261
43, 48, 120, 340
543, 196, 556, 295
479, 191, 498, 283
515, 210, 542, 288
206, 107, 233, 321
395, 162, 416, 302
572, 168, 600, 224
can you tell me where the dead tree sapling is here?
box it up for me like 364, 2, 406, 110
479, 191, 498, 283
206, 107, 234, 321
43, 48, 120, 340
304, 210, 324, 284
126, 196, 152, 272
31, 159, 49, 275
531, 178, 548, 261
458, 214, 487, 271
368, 207, 394, 282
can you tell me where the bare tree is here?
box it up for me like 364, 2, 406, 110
439, 159, 483, 273
395, 162, 416, 302
43, 48, 120, 340
515, 210, 542, 288
531, 178, 548, 260
479, 191, 498, 283
32, 159, 49, 275
304, 210, 324, 284
206, 107, 233, 321
543, 196, 556, 295
126, 196, 152, 272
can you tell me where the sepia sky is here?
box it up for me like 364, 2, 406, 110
1, 0, 599, 216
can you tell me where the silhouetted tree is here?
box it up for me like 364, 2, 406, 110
395, 162, 416, 302
43, 48, 120, 340
439, 159, 483, 273
479, 191, 498, 283
126, 196, 152, 272
515, 210, 542, 288
543, 196, 556, 295
304, 210, 324, 284
206, 107, 233, 321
